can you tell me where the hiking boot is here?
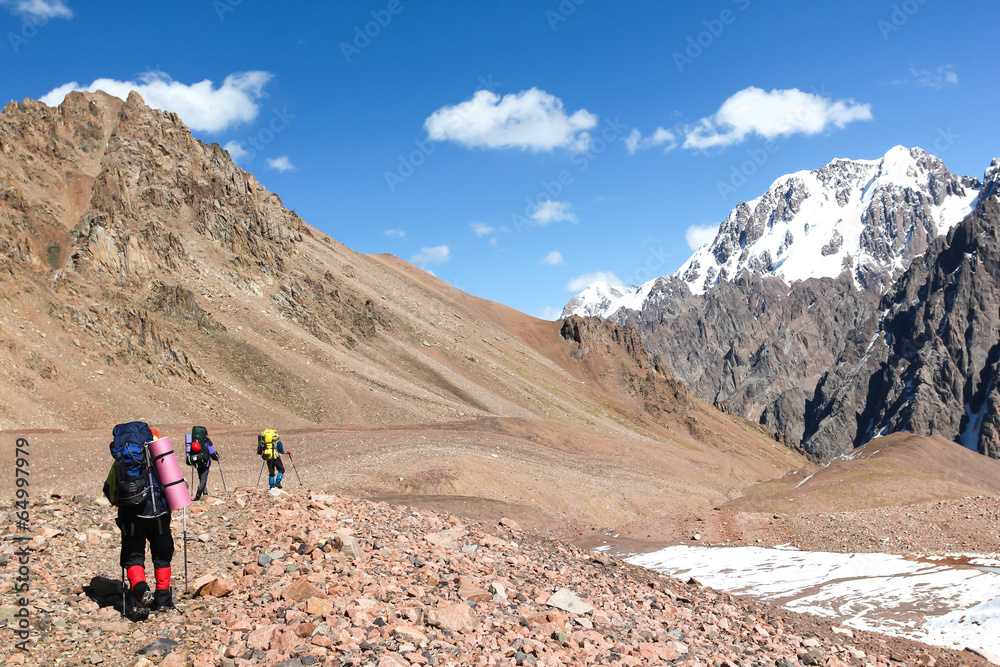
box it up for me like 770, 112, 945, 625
125, 582, 152, 622
150, 588, 175, 612
275, 482, 283, 489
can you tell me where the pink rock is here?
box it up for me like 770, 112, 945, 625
458, 580, 492, 603
194, 575, 234, 598
281, 579, 325, 603
193, 652, 216, 667
426, 602, 479, 633
377, 654, 410, 667
247, 624, 279, 651
158, 652, 188, 667
499, 517, 521, 531
392, 624, 427, 647
272, 628, 298, 653
305, 596, 333, 615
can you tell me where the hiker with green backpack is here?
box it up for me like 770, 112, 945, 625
186, 426, 220, 501
103, 423, 177, 621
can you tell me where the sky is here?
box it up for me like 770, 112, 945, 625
2, 0, 997, 319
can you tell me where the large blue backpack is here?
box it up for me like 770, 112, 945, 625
109, 422, 155, 508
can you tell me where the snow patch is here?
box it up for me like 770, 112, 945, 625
628, 544, 1000, 655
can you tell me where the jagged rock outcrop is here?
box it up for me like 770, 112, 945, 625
558, 315, 691, 420
0, 91, 402, 424
805, 164, 1000, 459
564, 148, 996, 458
613, 274, 877, 444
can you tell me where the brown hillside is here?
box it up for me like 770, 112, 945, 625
726, 432, 1000, 514
603, 434, 1000, 555
0, 91, 807, 537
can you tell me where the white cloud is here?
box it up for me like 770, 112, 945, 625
538, 306, 561, 320
224, 141, 250, 163
910, 65, 959, 89
683, 87, 873, 150
411, 245, 450, 265
532, 200, 577, 225
471, 223, 507, 237
384, 229, 406, 239
39, 70, 273, 133
566, 271, 623, 292
1, 0, 72, 19
625, 127, 676, 154
541, 251, 565, 266
267, 156, 295, 172
685, 224, 719, 250
425, 88, 597, 152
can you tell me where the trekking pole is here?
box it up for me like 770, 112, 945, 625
256, 460, 265, 488
121, 567, 127, 618
182, 506, 189, 594
287, 452, 303, 487
216, 461, 228, 494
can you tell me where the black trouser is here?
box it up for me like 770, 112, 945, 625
195, 465, 210, 498
266, 458, 285, 477
118, 513, 174, 570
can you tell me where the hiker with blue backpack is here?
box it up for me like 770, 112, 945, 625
186, 426, 221, 501
103, 422, 182, 621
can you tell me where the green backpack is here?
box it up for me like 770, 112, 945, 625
189, 426, 210, 465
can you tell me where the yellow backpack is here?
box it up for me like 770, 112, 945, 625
260, 429, 279, 460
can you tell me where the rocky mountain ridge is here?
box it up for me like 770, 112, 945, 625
563, 146, 981, 321
677, 145, 980, 295
562, 148, 1000, 460
804, 162, 1000, 459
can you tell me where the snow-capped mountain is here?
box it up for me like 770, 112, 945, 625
560, 281, 652, 319
563, 146, 981, 318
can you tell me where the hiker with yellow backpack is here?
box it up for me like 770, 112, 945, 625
257, 429, 290, 489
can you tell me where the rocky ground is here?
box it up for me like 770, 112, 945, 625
594, 495, 1000, 558
1, 489, 995, 667
605, 435, 1000, 557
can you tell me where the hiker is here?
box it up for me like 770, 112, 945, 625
186, 426, 220, 501
259, 428, 290, 489
104, 422, 175, 621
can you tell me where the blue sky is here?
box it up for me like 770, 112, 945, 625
2, 0, 996, 318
